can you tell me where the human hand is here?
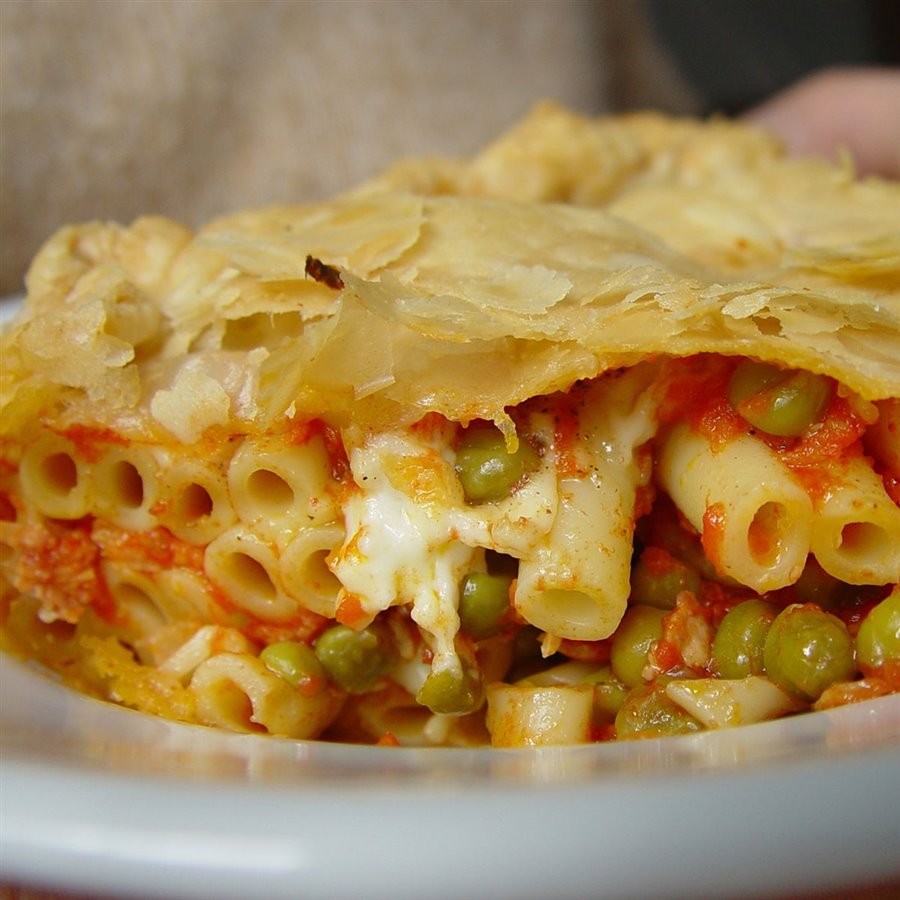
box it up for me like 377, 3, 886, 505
745, 67, 900, 179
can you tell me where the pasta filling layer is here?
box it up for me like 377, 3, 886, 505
2, 355, 897, 746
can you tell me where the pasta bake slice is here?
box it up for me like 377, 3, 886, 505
2, 106, 898, 746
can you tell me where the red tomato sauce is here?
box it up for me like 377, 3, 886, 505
558, 638, 612, 664
641, 545, 683, 577
335, 593, 371, 630
0, 491, 17, 522
242, 612, 327, 647
651, 638, 682, 673
550, 394, 582, 477
285, 417, 350, 481
53, 424, 128, 463
700, 502, 727, 575
14, 518, 118, 624
656, 356, 746, 449
698, 580, 753, 624
93, 523, 205, 572
410, 411, 452, 440
777, 395, 867, 468
885, 472, 900, 505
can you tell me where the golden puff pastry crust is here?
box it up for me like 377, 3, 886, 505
3, 103, 898, 443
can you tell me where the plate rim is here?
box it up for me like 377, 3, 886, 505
3, 654, 900, 899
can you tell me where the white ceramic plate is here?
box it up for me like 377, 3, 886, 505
0, 293, 21, 328
2, 291, 899, 896
2, 653, 899, 900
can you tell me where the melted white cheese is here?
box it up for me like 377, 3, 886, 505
331, 419, 558, 674
331, 430, 475, 674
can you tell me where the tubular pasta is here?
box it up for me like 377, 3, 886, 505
330, 684, 434, 747
94, 567, 215, 670
518, 659, 601, 687
0, 522, 19, 592
810, 456, 900, 585
91, 445, 161, 532
160, 624, 256, 681
99, 561, 170, 655
279, 523, 344, 617
515, 369, 657, 640
19, 432, 92, 520
204, 525, 298, 621
665, 677, 802, 729
657, 423, 813, 592
485, 683, 594, 747
156, 567, 228, 624
515, 475, 633, 640
228, 434, 338, 547
865, 399, 900, 472
155, 456, 236, 545
190, 652, 343, 738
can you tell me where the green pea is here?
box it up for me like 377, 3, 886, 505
314, 623, 397, 694
416, 665, 483, 715
459, 571, 512, 639
260, 641, 325, 688
638, 501, 736, 586
580, 665, 629, 724
728, 359, 782, 401
856, 592, 900, 673
455, 425, 539, 503
631, 548, 701, 610
711, 599, 778, 679
615, 682, 702, 739
610, 605, 667, 689
728, 360, 832, 437
763, 603, 857, 700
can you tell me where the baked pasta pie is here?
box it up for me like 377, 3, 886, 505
2, 105, 899, 746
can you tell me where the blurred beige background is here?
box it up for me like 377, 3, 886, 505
0, 0, 698, 296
